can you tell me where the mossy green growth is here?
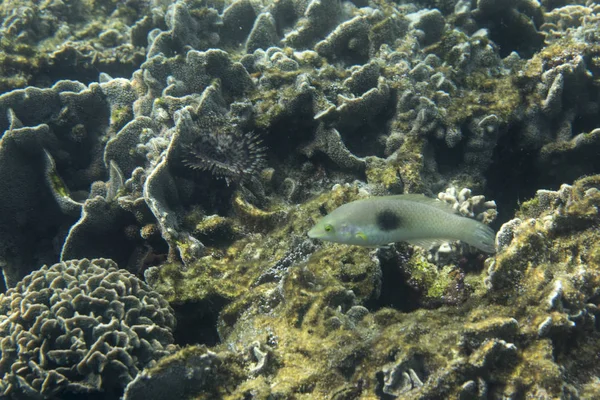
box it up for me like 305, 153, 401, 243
364, 156, 402, 192
426, 27, 468, 62
561, 175, 600, 219
392, 134, 427, 193
0, 0, 147, 92
249, 81, 299, 129
215, 244, 382, 398
0, 47, 40, 91
489, 175, 600, 301
516, 196, 542, 219
420, 29, 523, 125
152, 184, 368, 304
521, 38, 600, 107
110, 105, 133, 127
446, 72, 520, 125
215, 269, 556, 400
149, 176, 600, 398
522, 38, 591, 79
405, 249, 455, 300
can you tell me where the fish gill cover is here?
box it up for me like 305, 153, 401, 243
0, 0, 599, 399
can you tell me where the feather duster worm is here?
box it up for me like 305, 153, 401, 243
183, 119, 266, 185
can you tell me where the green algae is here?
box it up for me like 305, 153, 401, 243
151, 185, 370, 304
405, 249, 455, 300
393, 135, 428, 193
0, 47, 40, 91
48, 171, 70, 198
364, 156, 403, 192
446, 72, 520, 125
110, 105, 133, 127
517, 196, 542, 219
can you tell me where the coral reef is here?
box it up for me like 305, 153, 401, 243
122, 345, 247, 400
0, 0, 599, 399
0, 258, 176, 399
183, 115, 266, 185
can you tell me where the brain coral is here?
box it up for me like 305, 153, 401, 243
0, 258, 176, 399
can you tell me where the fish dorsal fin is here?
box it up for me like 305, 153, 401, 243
389, 194, 457, 214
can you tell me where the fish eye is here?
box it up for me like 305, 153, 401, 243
324, 224, 334, 233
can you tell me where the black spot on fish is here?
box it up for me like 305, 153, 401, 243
376, 209, 401, 231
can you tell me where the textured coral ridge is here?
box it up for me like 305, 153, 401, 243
0, 258, 176, 399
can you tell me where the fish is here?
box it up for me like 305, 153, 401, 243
308, 194, 496, 253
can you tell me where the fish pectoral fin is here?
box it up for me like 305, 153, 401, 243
354, 232, 391, 249
355, 232, 368, 241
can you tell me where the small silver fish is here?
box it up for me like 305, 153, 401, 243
308, 194, 496, 253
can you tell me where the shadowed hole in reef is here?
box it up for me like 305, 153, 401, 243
339, 99, 396, 158
473, 9, 544, 59
260, 94, 318, 166
172, 296, 229, 346
485, 125, 539, 229
539, 116, 600, 186
365, 247, 421, 313
34, 57, 142, 90
430, 134, 467, 173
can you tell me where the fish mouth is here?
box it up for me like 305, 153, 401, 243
307, 227, 321, 239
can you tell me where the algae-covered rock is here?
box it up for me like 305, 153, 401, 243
146, 184, 378, 305
0, 0, 154, 91
123, 346, 245, 400
139, 176, 600, 399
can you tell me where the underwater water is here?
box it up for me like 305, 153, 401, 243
0, 0, 599, 398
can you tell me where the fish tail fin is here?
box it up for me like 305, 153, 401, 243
462, 220, 496, 253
